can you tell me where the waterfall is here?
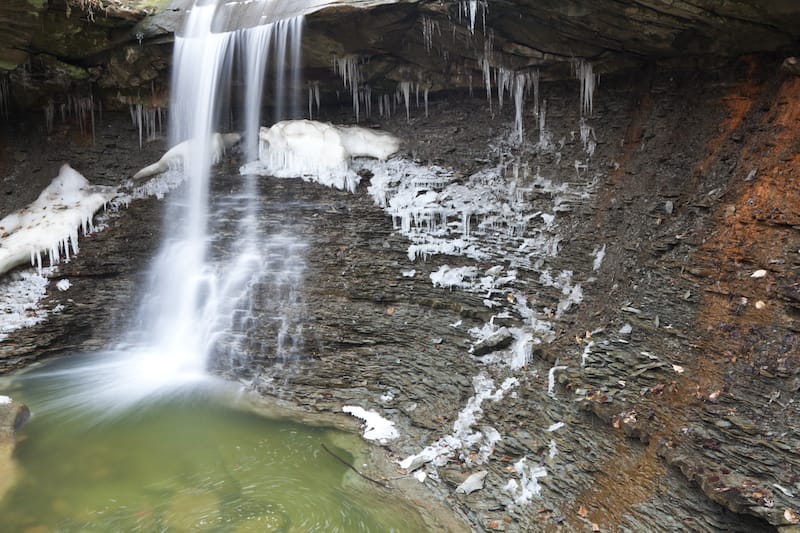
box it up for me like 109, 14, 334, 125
29, 1, 307, 415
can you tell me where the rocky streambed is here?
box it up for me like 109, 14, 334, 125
1, 57, 799, 532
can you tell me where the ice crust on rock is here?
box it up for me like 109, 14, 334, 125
132, 132, 241, 181
342, 405, 399, 443
0, 268, 56, 341
504, 458, 548, 505
242, 120, 401, 193
0, 165, 115, 276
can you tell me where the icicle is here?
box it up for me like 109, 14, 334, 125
362, 84, 372, 118
482, 58, 492, 110
512, 73, 525, 143
44, 101, 55, 134
421, 16, 438, 53
399, 81, 412, 122
135, 104, 143, 148
334, 54, 362, 122
573, 59, 598, 117
579, 118, 596, 157
308, 86, 313, 119
496, 67, 513, 110
424, 88, 429, 118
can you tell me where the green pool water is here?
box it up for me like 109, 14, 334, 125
0, 363, 427, 532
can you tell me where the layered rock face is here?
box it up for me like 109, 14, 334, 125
1, 2, 800, 533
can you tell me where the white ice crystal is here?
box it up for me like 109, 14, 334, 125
504, 457, 547, 505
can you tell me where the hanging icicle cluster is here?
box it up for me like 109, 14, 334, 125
42, 91, 99, 142
573, 59, 598, 117
333, 54, 363, 122
307, 82, 320, 120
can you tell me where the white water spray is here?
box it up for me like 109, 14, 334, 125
32, 1, 308, 415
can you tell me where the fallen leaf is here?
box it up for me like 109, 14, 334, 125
386, 306, 395, 315
708, 390, 721, 402
592, 522, 601, 532
578, 505, 589, 517
672, 364, 685, 374
784, 508, 799, 524
488, 520, 499, 529
503, 517, 512, 524
751, 269, 767, 278
755, 300, 766, 310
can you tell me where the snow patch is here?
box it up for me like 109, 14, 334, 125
342, 405, 399, 443
56, 279, 71, 292
0, 395, 11, 404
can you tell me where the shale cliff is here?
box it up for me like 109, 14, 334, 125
1, 2, 799, 532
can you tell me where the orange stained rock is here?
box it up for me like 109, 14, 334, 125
563, 436, 664, 532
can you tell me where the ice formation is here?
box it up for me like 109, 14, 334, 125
503, 458, 547, 505
342, 406, 399, 443
592, 243, 606, 271
333, 54, 363, 121
421, 16, 439, 53
400, 374, 517, 472
0, 165, 115, 276
243, 120, 400, 192
132, 132, 241, 180
307, 82, 320, 119
362, 157, 570, 263
430, 265, 478, 289
0, 268, 56, 341
573, 59, 598, 116
459, 0, 487, 35
547, 364, 567, 396
129, 104, 165, 148
0, 396, 10, 405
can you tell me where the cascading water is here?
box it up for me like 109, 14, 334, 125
25, 1, 308, 415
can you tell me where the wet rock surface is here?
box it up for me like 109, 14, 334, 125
0, 397, 29, 502
1, 56, 800, 532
